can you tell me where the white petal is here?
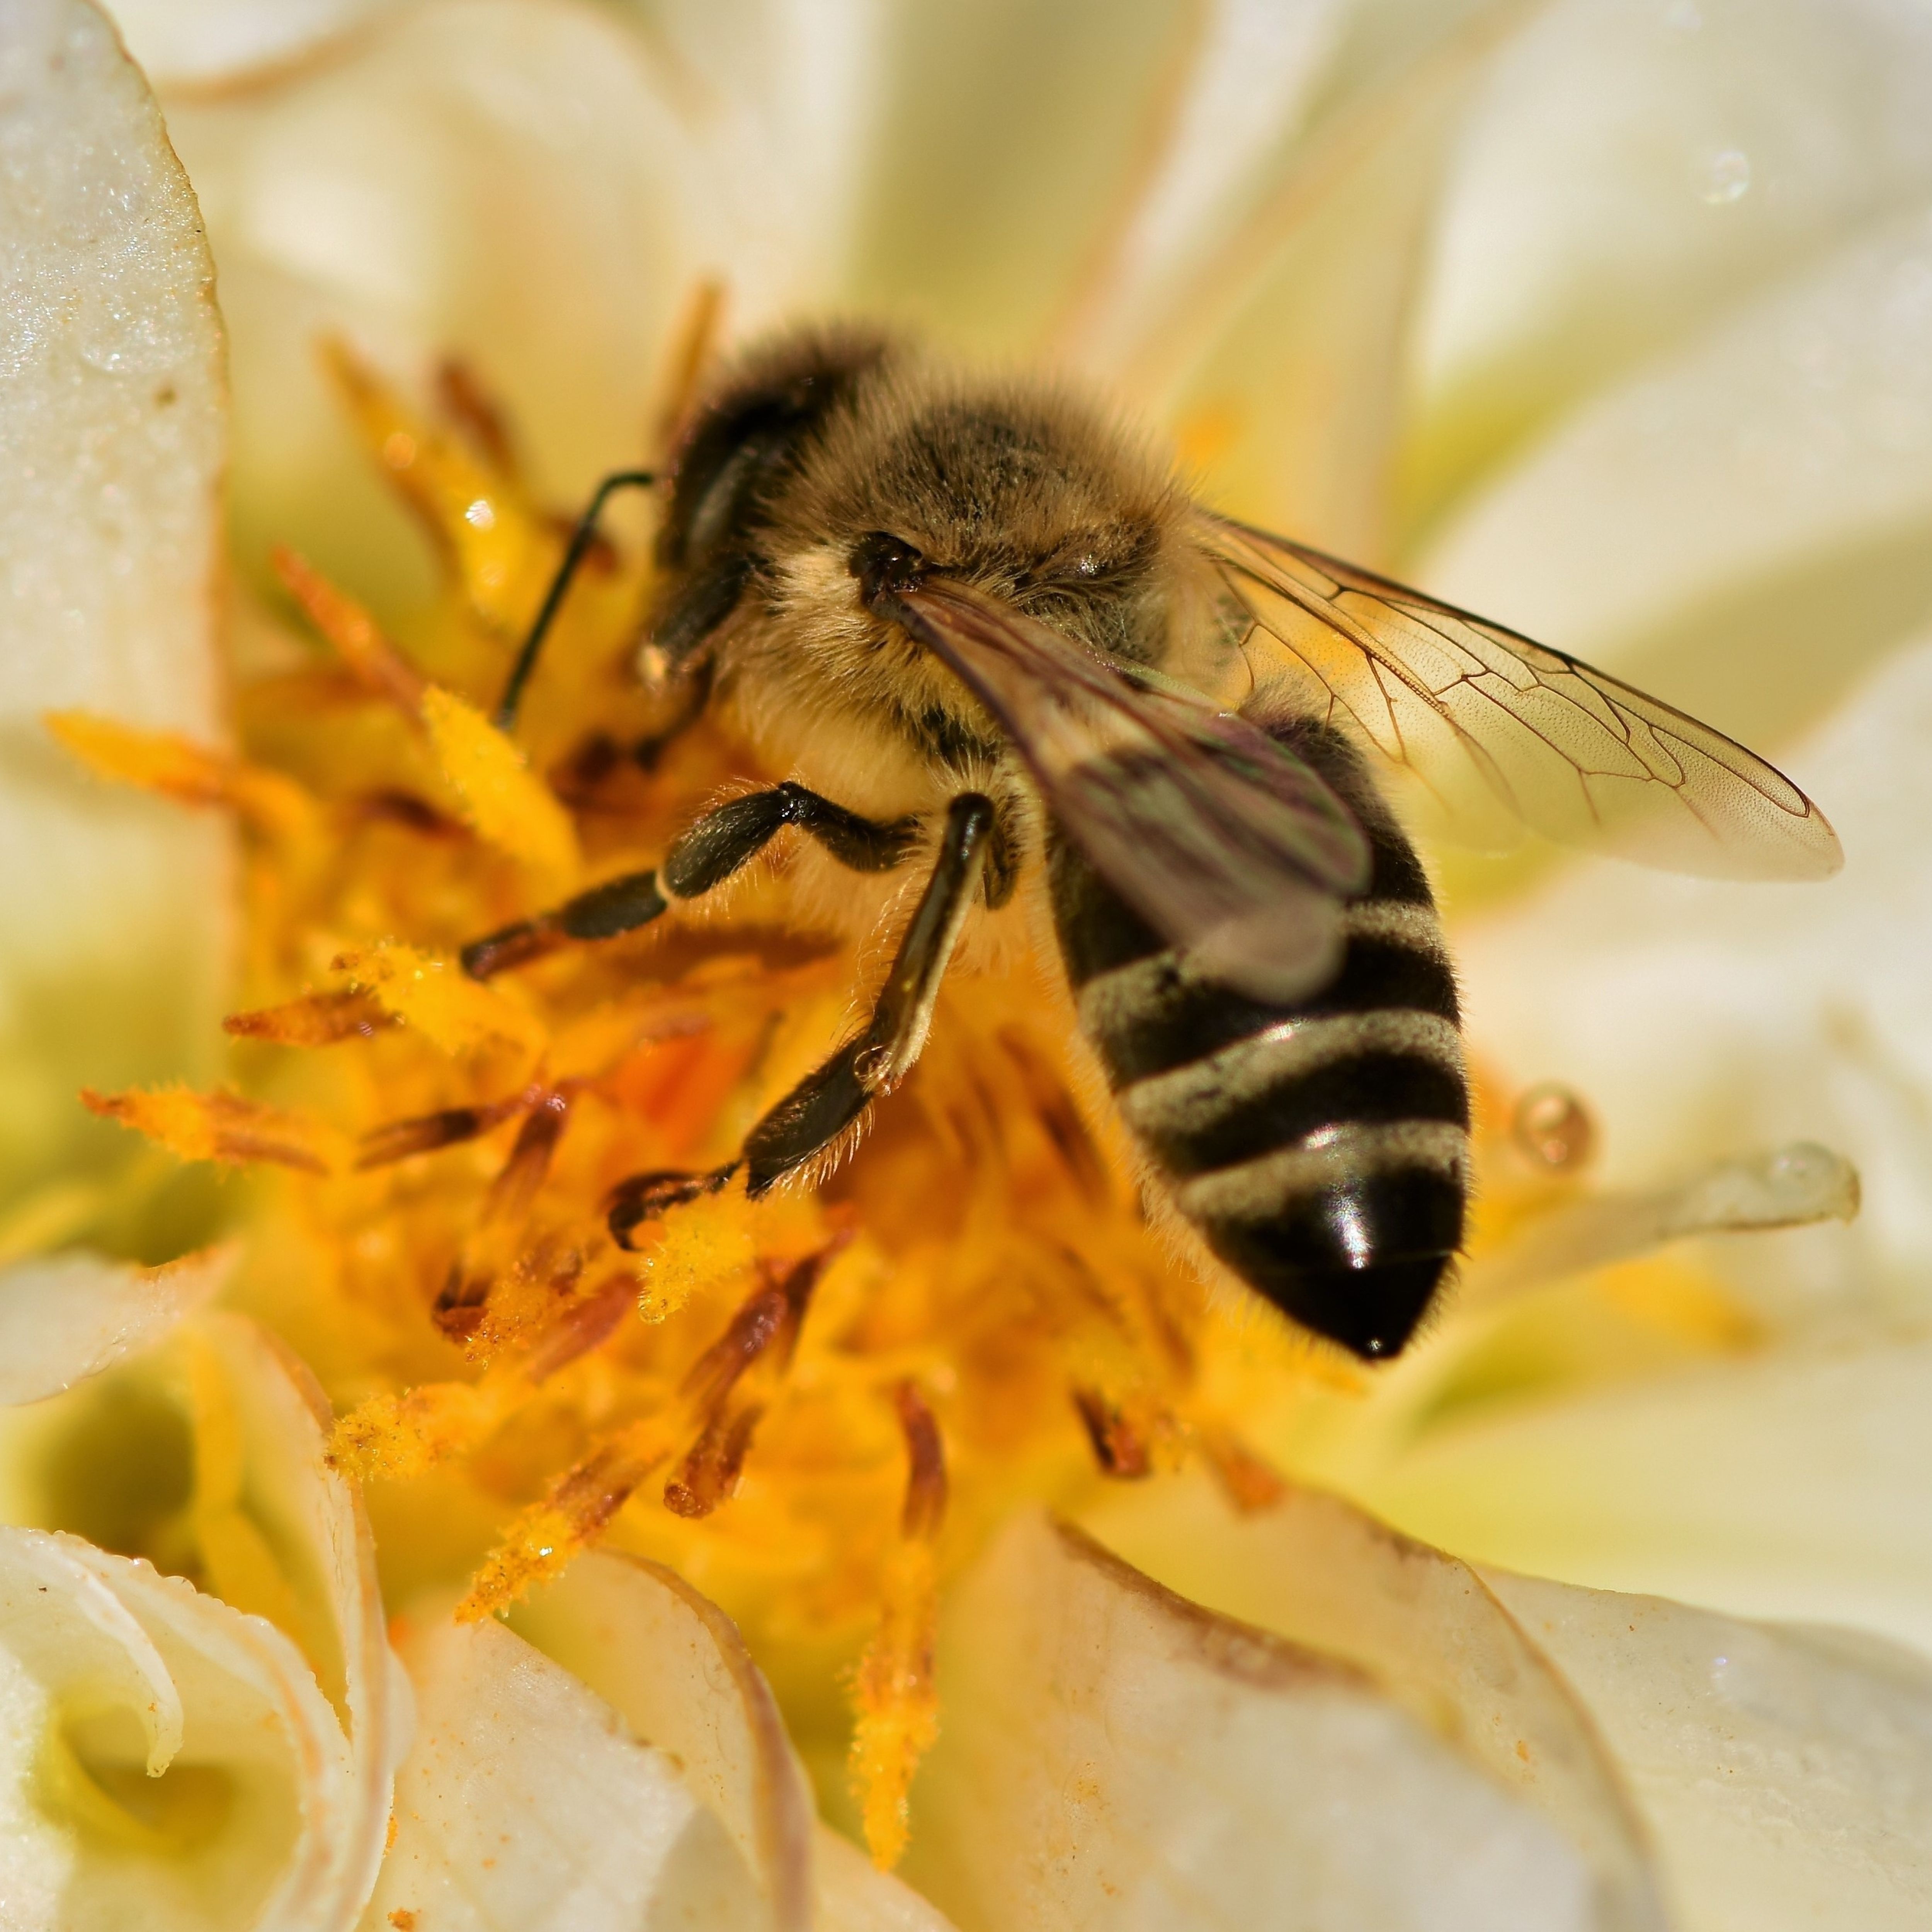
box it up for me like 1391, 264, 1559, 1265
510, 1550, 815, 1932
1141, 2, 1514, 557
189, 1313, 404, 1929
0, 1247, 228, 1405
0, 1311, 400, 1925
1082, 1473, 1668, 1927
1034, 0, 1349, 373
0, 0, 232, 1230
1419, 199, 1932, 750
1457, 627, 1932, 1332
1485, 1572, 1932, 1932
104, 0, 406, 90
0, 1526, 357, 1932
1364, 1339, 1932, 1659
363, 1610, 765, 1932
160, 0, 715, 610
1410, 0, 1932, 516
812, 1822, 957, 1932
840, 0, 1228, 354
907, 1509, 1615, 1932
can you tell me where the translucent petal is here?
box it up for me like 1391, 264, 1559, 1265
812, 1823, 958, 1932
906, 1509, 1615, 1931
0, 1248, 228, 1406
103, 0, 404, 89
1082, 1473, 1670, 1931
839, 0, 1215, 354
1456, 627, 1932, 1334
0, 1311, 400, 1926
1364, 1339, 1932, 1660
362, 1609, 765, 1931
0, 0, 232, 1240
510, 1550, 815, 1931
1419, 199, 1932, 753
1052, 0, 1348, 373
0, 1527, 357, 1932
1138, 0, 1516, 558
1486, 1572, 1932, 1932
187, 1314, 403, 1929
1407, 0, 1932, 524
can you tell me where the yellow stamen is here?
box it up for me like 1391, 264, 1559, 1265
850, 1537, 940, 1871
331, 940, 545, 1057
82, 1084, 351, 1174
458, 1419, 675, 1620
46, 710, 314, 841
272, 546, 428, 713
322, 337, 550, 634
419, 685, 581, 879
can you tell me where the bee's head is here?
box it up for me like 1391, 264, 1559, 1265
653, 326, 1185, 688
649, 325, 897, 671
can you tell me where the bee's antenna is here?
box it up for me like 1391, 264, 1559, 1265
495, 467, 659, 731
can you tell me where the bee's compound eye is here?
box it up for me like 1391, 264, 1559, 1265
849, 531, 925, 605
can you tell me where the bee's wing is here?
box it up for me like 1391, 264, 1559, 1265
888, 577, 1372, 1003
1196, 511, 1843, 882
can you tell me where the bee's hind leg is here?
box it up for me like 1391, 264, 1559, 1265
605, 793, 995, 1246
460, 781, 921, 979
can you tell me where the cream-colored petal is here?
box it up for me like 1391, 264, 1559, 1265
511, 1550, 815, 1932
1485, 1572, 1932, 1932
1460, 1142, 1859, 1312
1420, 199, 1932, 752
1139, 0, 1517, 558
1036, 0, 1350, 373
1083, 1473, 1668, 1930
104, 0, 405, 90
0, 1247, 228, 1405
187, 1313, 403, 1929
0, 0, 232, 1238
600, 0, 884, 320
362, 1610, 765, 1931
1458, 627, 1932, 1334
812, 1822, 957, 1932
1364, 1339, 1932, 1659
906, 1509, 1619, 1932
0, 1311, 399, 1925
160, 0, 714, 614
838, 0, 1214, 355
0, 1527, 357, 1932
1408, 0, 1932, 526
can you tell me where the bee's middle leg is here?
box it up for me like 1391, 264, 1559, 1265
461, 782, 920, 979
605, 793, 994, 1244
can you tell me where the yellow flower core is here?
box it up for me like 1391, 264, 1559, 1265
67, 344, 1755, 1864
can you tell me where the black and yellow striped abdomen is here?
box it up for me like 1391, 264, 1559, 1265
1049, 720, 1468, 1359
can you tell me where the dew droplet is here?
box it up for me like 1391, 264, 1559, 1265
1511, 1082, 1596, 1172
1698, 148, 1751, 206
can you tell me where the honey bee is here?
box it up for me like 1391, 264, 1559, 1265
468, 325, 1840, 1360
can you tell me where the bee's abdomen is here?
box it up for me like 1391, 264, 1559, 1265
1049, 726, 1468, 1360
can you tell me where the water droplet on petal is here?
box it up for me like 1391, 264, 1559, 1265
1698, 148, 1751, 206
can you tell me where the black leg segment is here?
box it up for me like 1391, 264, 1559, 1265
462, 782, 920, 980
742, 793, 994, 1195
661, 782, 918, 898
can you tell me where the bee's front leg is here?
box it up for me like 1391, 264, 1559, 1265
605, 793, 995, 1246
459, 781, 920, 979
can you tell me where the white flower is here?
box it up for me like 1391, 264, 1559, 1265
2, 0, 1931, 1926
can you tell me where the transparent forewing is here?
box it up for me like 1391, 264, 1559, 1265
888, 579, 1372, 1002
1196, 512, 1843, 882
